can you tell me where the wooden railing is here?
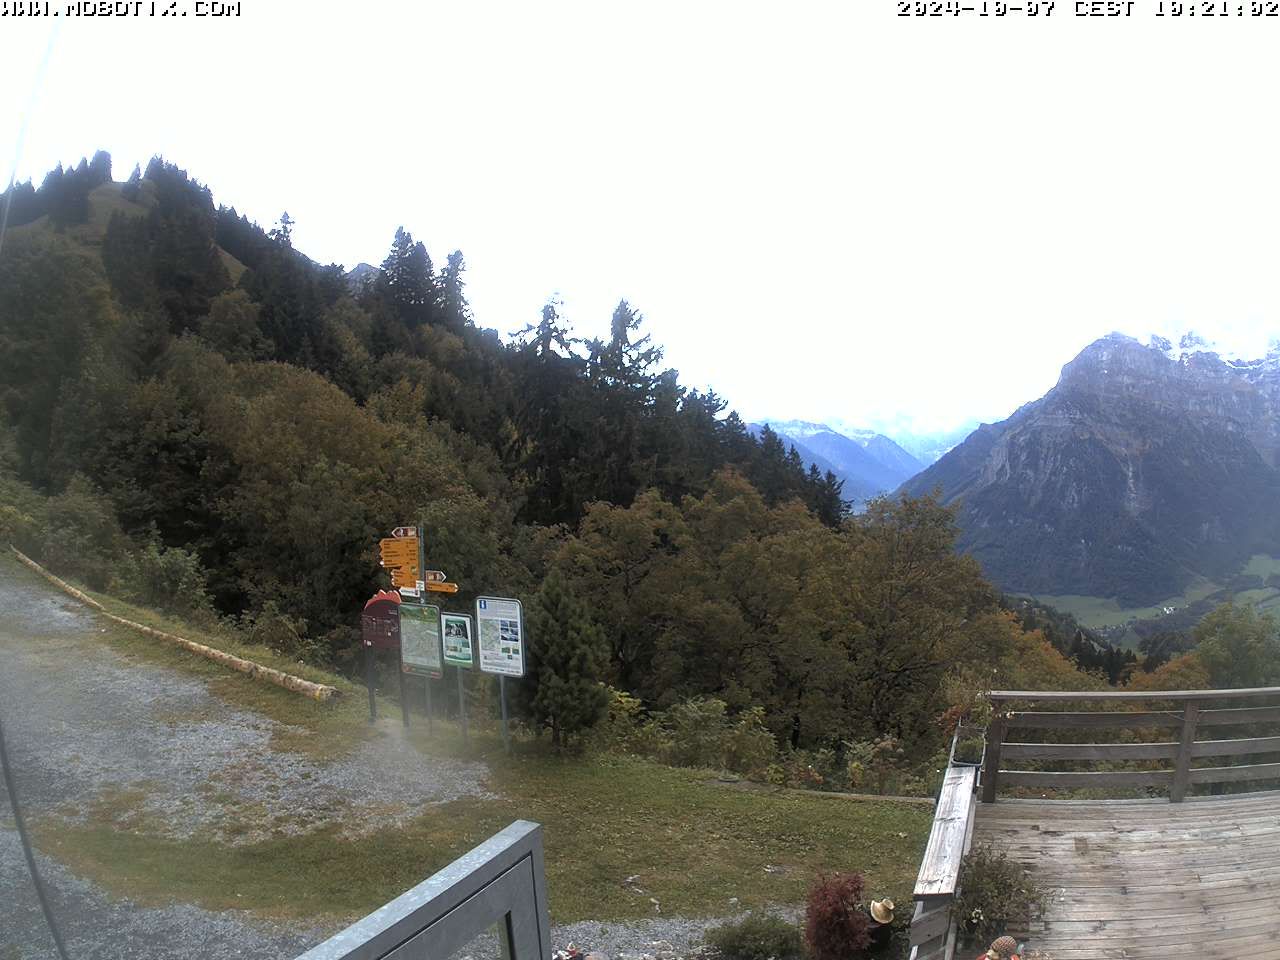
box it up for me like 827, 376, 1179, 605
981, 686, 1280, 803
908, 745, 979, 960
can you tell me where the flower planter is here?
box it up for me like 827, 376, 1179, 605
950, 723, 987, 767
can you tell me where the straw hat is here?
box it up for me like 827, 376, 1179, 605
985, 936, 1019, 959
869, 898, 894, 924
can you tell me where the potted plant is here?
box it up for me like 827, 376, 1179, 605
951, 723, 986, 766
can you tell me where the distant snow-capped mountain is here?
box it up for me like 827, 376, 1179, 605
822, 418, 982, 466
749, 420, 923, 509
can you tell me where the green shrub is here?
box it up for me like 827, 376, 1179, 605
40, 474, 132, 590
243, 600, 320, 661
129, 538, 214, 620
596, 687, 646, 747
953, 843, 1044, 946
899, 745, 951, 798
725, 706, 779, 777
0, 502, 37, 548
845, 735, 909, 794
665, 697, 733, 768
704, 913, 804, 960
593, 694, 780, 777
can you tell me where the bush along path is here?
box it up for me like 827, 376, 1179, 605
0, 554, 932, 959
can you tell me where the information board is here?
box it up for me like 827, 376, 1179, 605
442, 613, 474, 669
400, 602, 443, 678
475, 597, 525, 677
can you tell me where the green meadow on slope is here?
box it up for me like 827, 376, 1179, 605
1031, 552, 1280, 643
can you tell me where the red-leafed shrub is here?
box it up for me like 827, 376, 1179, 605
804, 872, 871, 960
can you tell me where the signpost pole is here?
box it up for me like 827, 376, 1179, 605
418, 521, 430, 739
456, 666, 469, 745
499, 675, 511, 754
365, 644, 376, 722
399, 665, 410, 728
425, 676, 434, 737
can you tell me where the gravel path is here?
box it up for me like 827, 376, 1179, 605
0, 565, 493, 847
0, 561, 488, 958
1, 826, 330, 960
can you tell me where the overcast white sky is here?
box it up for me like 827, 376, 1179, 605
4, 2, 1280, 436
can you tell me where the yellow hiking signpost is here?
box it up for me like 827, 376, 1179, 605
379, 536, 419, 592
373, 523, 520, 752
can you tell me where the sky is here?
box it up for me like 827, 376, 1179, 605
4, 1, 1280, 438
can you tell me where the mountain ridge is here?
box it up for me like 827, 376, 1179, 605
902, 333, 1280, 605
750, 420, 923, 507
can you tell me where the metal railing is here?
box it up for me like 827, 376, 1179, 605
296, 820, 551, 960
982, 686, 1280, 802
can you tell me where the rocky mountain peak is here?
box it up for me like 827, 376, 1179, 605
901, 331, 1280, 606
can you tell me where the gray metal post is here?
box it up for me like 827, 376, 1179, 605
365, 644, 376, 722
425, 676, 434, 737
499, 675, 511, 754
399, 665, 409, 728
457, 666, 469, 745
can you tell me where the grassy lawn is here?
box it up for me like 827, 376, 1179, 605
39, 753, 930, 926
8, 554, 932, 927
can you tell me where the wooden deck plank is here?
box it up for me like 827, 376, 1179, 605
971, 792, 1280, 956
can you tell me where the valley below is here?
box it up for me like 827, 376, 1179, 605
1026, 552, 1280, 646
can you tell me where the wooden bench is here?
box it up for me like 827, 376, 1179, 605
908, 764, 977, 960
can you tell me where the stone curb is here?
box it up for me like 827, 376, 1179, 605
9, 545, 340, 703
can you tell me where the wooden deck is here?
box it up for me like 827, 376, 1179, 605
973, 791, 1280, 960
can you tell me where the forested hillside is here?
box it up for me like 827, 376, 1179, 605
1, 153, 1104, 766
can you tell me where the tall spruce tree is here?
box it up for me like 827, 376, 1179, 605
122, 164, 143, 202
523, 569, 609, 748
440, 250, 469, 329
375, 226, 437, 327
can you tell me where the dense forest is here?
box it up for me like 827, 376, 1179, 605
3, 153, 1267, 774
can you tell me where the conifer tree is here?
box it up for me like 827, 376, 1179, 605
88, 150, 112, 187
814, 469, 848, 526
523, 569, 609, 748
1, 180, 41, 228
440, 250, 469, 329
376, 226, 436, 327
121, 164, 143, 202
269, 211, 295, 247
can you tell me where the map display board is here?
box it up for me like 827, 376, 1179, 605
442, 613, 474, 669
475, 597, 525, 677
400, 602, 443, 678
